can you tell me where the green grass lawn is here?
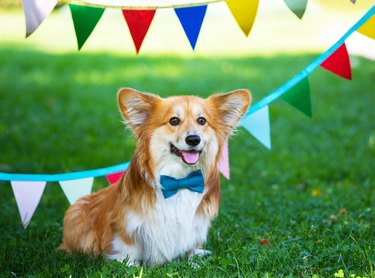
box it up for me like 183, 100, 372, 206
0, 44, 374, 277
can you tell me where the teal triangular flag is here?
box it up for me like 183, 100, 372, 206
281, 77, 312, 117
240, 105, 271, 149
283, 0, 308, 19
69, 4, 105, 50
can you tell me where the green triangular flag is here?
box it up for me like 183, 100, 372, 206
283, 0, 308, 19
69, 4, 105, 50
281, 77, 312, 117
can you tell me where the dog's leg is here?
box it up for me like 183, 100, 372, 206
106, 235, 141, 266
188, 243, 212, 259
106, 253, 141, 266
187, 246, 212, 269
106, 252, 141, 266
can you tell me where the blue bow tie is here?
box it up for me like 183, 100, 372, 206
160, 169, 204, 199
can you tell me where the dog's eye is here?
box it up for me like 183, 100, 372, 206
169, 117, 181, 126
197, 117, 206, 126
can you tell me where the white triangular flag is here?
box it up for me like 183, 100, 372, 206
11, 181, 47, 228
240, 106, 272, 149
22, 0, 57, 37
60, 177, 93, 205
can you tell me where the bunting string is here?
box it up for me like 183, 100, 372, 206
1, 5, 375, 183
0, 162, 130, 182
24, 0, 259, 50
58, 0, 224, 10
22, 0, 372, 51
2, 3, 375, 228
244, 4, 375, 117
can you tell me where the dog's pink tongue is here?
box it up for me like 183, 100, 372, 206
181, 151, 200, 164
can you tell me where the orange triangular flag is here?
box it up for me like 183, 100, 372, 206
226, 0, 259, 36
320, 43, 352, 80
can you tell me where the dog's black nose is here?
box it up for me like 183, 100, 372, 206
185, 135, 201, 147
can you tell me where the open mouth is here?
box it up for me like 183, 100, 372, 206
170, 144, 202, 165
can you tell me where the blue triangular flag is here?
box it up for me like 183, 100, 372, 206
175, 5, 207, 50
240, 105, 271, 149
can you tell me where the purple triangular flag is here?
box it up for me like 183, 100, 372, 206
175, 5, 207, 50
11, 181, 46, 228
22, 0, 57, 37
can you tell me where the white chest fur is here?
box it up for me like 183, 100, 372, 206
128, 189, 209, 266
108, 162, 211, 266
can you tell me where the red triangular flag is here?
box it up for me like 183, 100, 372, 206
320, 43, 352, 80
122, 10, 156, 53
106, 171, 125, 185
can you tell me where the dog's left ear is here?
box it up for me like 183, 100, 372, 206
118, 87, 160, 133
207, 89, 251, 133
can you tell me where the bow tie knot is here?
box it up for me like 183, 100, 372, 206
160, 169, 204, 199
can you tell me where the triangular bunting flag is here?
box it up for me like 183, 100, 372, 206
281, 77, 312, 117
357, 13, 375, 40
11, 181, 46, 228
218, 140, 230, 180
106, 171, 125, 185
122, 10, 156, 53
175, 5, 207, 50
22, 0, 57, 37
321, 43, 352, 80
283, 0, 308, 19
60, 177, 93, 205
226, 0, 259, 36
240, 106, 271, 149
69, 4, 105, 50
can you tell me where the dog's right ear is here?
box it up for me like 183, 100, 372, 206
118, 88, 159, 133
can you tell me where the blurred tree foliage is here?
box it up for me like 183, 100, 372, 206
0, 0, 64, 9
0, 0, 22, 8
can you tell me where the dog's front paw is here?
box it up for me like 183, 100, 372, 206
188, 249, 212, 269
189, 249, 212, 258
126, 259, 141, 267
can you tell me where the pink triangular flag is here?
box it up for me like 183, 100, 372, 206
218, 140, 230, 180
11, 181, 46, 228
106, 171, 125, 185
320, 43, 352, 80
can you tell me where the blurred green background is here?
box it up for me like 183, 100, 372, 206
0, 1, 374, 277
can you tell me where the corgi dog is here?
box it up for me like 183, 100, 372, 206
60, 88, 251, 266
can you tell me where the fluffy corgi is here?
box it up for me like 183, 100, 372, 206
60, 88, 251, 266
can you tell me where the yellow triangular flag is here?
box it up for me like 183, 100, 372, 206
226, 0, 259, 36
358, 14, 375, 40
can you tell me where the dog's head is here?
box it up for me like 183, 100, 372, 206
118, 88, 251, 178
